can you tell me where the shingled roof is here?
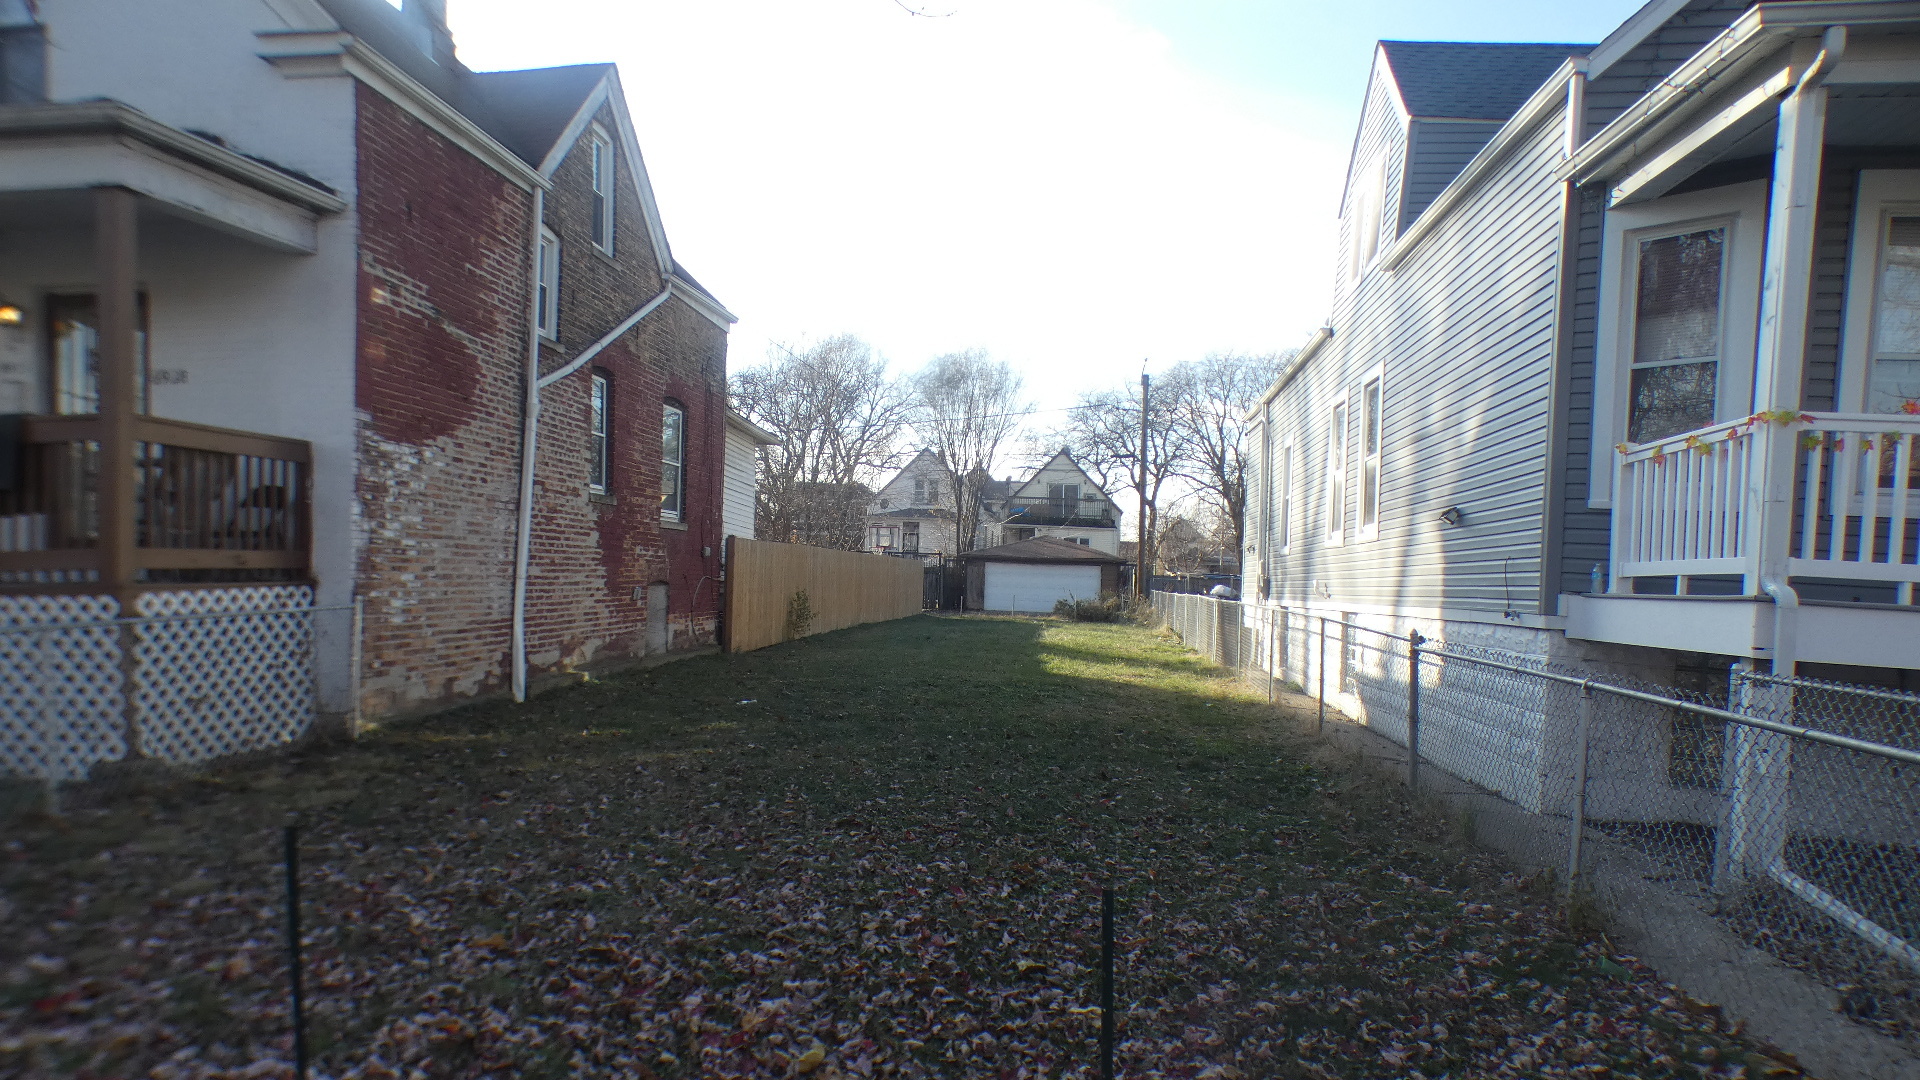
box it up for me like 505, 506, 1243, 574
1378, 40, 1592, 121
957, 537, 1126, 564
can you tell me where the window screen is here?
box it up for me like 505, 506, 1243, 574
1629, 228, 1723, 442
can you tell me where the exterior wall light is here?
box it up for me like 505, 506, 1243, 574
0, 301, 22, 326
1438, 506, 1464, 526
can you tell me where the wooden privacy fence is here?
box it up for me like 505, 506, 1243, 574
724, 538, 923, 652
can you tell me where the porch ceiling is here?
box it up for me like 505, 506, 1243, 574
0, 102, 347, 254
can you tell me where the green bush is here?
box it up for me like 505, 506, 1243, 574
1052, 593, 1132, 622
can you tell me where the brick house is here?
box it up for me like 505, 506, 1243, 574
0, 0, 733, 780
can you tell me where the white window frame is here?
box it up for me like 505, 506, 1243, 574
1589, 179, 1768, 507
536, 228, 560, 339
589, 126, 615, 255
1325, 392, 1348, 546
1358, 367, 1384, 541
1278, 438, 1295, 555
1347, 155, 1387, 281
1839, 170, 1920, 413
661, 402, 685, 521
588, 372, 611, 495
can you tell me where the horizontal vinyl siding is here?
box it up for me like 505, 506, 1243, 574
1265, 111, 1570, 616
723, 427, 758, 542
1401, 119, 1503, 230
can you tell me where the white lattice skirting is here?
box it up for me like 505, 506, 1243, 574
1, 586, 317, 781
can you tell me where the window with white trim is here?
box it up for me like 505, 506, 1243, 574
1589, 180, 1766, 508
1347, 156, 1386, 280
661, 402, 685, 520
589, 128, 614, 253
1841, 173, 1920, 414
588, 372, 611, 494
536, 228, 560, 338
1325, 396, 1347, 545
1360, 375, 1383, 537
1277, 440, 1294, 555
1628, 227, 1725, 442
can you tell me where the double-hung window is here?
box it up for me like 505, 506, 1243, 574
1276, 440, 1294, 555
661, 402, 685, 521
588, 373, 611, 494
1325, 397, 1347, 544
1842, 173, 1920, 414
1359, 375, 1383, 537
1628, 227, 1725, 442
536, 229, 560, 338
589, 128, 614, 253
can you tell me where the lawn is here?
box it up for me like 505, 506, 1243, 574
1, 615, 1799, 1079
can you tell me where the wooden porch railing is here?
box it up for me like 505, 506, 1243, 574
1610, 412, 1920, 601
0, 414, 311, 586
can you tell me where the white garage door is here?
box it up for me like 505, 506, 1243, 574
984, 563, 1102, 613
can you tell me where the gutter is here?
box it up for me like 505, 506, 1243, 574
1563, 1, 1920, 187
1246, 326, 1334, 421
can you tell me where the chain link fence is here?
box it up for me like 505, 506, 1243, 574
1150, 590, 1920, 1054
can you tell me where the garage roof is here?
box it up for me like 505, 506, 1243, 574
957, 536, 1127, 564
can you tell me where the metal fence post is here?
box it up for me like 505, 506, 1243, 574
1266, 609, 1276, 704
349, 596, 365, 739
1316, 616, 1327, 734
1565, 681, 1593, 903
1406, 630, 1423, 792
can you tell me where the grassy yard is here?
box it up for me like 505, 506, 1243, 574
2, 615, 1799, 1079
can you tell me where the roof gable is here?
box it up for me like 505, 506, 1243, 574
1377, 40, 1591, 121
1010, 450, 1108, 501
874, 449, 944, 499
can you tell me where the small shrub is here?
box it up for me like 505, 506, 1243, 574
1053, 593, 1131, 623
786, 590, 815, 640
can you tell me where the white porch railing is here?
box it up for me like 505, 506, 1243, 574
1611, 411, 1920, 601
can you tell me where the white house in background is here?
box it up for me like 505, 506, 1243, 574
722, 409, 777, 553
993, 450, 1122, 553
864, 449, 962, 556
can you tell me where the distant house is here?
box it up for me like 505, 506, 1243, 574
864, 449, 961, 556
958, 536, 1126, 613
993, 451, 1123, 553
723, 410, 778, 551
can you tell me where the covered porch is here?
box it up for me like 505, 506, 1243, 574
1564, 4, 1920, 670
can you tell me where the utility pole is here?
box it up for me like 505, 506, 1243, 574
1136, 371, 1150, 599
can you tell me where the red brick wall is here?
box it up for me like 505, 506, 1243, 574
526, 103, 727, 669
354, 83, 533, 716
352, 88, 728, 719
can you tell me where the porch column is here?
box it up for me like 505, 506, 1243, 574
94, 186, 138, 596
1749, 29, 1843, 624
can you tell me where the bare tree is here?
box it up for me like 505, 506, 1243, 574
1160, 351, 1290, 558
1053, 377, 1181, 581
730, 335, 911, 549
909, 350, 1028, 553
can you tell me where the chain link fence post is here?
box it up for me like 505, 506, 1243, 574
1406, 629, 1423, 792
1565, 680, 1593, 903
1316, 616, 1327, 735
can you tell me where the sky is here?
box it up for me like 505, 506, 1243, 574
446, 0, 1649, 419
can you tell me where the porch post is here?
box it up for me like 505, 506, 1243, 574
93, 186, 139, 597
1750, 29, 1843, 595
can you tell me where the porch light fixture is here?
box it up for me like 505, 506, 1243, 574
0, 300, 21, 326
1437, 506, 1464, 526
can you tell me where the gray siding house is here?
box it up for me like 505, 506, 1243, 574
1247, 0, 1920, 698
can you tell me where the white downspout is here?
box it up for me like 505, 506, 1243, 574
511, 188, 545, 703
510, 258, 677, 702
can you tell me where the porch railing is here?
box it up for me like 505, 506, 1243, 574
0, 414, 311, 585
1611, 411, 1920, 600
1001, 497, 1116, 528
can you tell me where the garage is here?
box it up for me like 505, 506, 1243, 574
985, 562, 1101, 613
958, 536, 1126, 613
